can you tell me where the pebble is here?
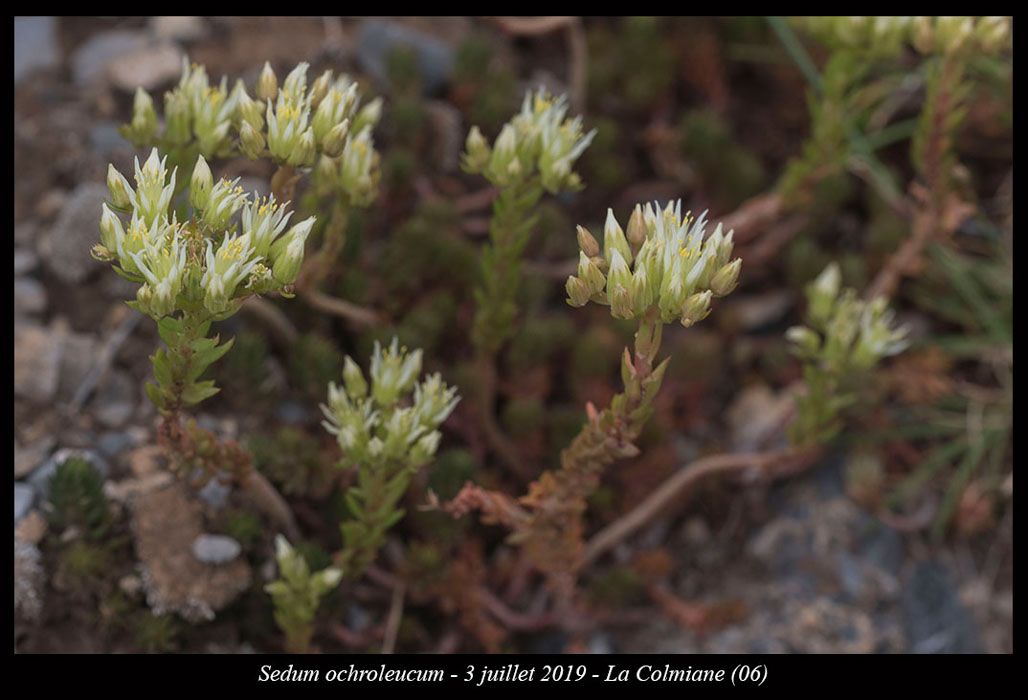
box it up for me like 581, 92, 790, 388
13, 247, 39, 276
14, 439, 54, 479
39, 183, 109, 285
15, 510, 48, 545
14, 17, 59, 84
356, 20, 455, 96
128, 445, 163, 477
14, 323, 62, 402
151, 16, 207, 42
107, 41, 185, 92
93, 371, 137, 428
71, 30, 151, 85
15, 483, 36, 525
97, 430, 140, 458
14, 539, 44, 622
902, 561, 984, 653
198, 478, 231, 510
192, 534, 243, 565
14, 277, 47, 316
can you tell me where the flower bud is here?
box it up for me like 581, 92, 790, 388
629, 263, 654, 311
566, 275, 590, 307
352, 97, 383, 134
164, 91, 192, 145
578, 251, 606, 296
189, 155, 213, 211
710, 258, 741, 296
808, 263, 841, 327
576, 225, 599, 258
680, 290, 712, 327
107, 165, 134, 210
99, 203, 125, 252
462, 126, 491, 173
237, 90, 264, 129
239, 120, 266, 160
626, 204, 647, 256
604, 209, 632, 266
976, 16, 1010, 52
342, 355, 368, 398
287, 126, 317, 167
785, 326, 821, 355
610, 284, 633, 320
606, 249, 632, 299
130, 88, 158, 144
270, 216, 315, 284
321, 119, 349, 158
309, 69, 333, 109
257, 61, 278, 101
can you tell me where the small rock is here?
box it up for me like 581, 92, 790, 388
97, 430, 140, 458
151, 16, 207, 42
346, 602, 373, 632
93, 371, 137, 428
356, 20, 455, 96
587, 633, 617, 654
56, 330, 100, 403
13, 247, 39, 276
15, 510, 48, 545
192, 534, 243, 565
39, 183, 109, 285
89, 122, 128, 157
14, 439, 54, 479
731, 290, 795, 332
15, 483, 36, 525
14, 17, 59, 84
198, 478, 231, 510
107, 42, 185, 92
14, 277, 47, 316
725, 384, 793, 451
14, 539, 45, 623
902, 561, 984, 653
133, 483, 251, 621
104, 471, 173, 503
71, 30, 151, 85
274, 400, 308, 425
14, 323, 62, 402
128, 445, 163, 477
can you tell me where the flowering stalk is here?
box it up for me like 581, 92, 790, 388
321, 340, 460, 578
265, 535, 342, 654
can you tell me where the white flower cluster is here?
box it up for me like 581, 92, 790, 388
799, 16, 1011, 56
566, 200, 742, 326
97, 148, 315, 318
787, 263, 909, 371
463, 88, 596, 193
321, 338, 461, 469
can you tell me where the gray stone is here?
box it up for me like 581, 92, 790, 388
902, 561, 984, 653
57, 330, 100, 403
15, 483, 36, 525
92, 371, 136, 428
13, 248, 39, 276
587, 633, 617, 654
97, 430, 139, 458
732, 290, 795, 332
14, 438, 54, 479
14, 539, 45, 623
71, 30, 151, 85
107, 41, 185, 92
198, 478, 231, 510
40, 183, 109, 285
192, 534, 243, 565
151, 16, 207, 42
14, 323, 62, 402
275, 400, 308, 425
356, 20, 455, 96
89, 122, 128, 157
14, 17, 60, 84
14, 277, 47, 316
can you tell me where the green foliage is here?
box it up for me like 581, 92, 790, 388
265, 535, 342, 653
133, 612, 181, 653
587, 17, 675, 109
787, 263, 909, 446
46, 456, 111, 540
250, 426, 333, 498
221, 509, 265, 552
289, 333, 343, 398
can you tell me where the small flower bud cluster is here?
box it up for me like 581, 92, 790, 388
265, 534, 342, 634
566, 200, 742, 326
321, 338, 460, 470
798, 16, 1011, 57
788, 263, 909, 373
462, 88, 597, 193
96, 148, 315, 319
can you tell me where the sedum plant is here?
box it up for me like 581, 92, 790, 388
265, 535, 342, 654
321, 338, 461, 578
786, 263, 909, 446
